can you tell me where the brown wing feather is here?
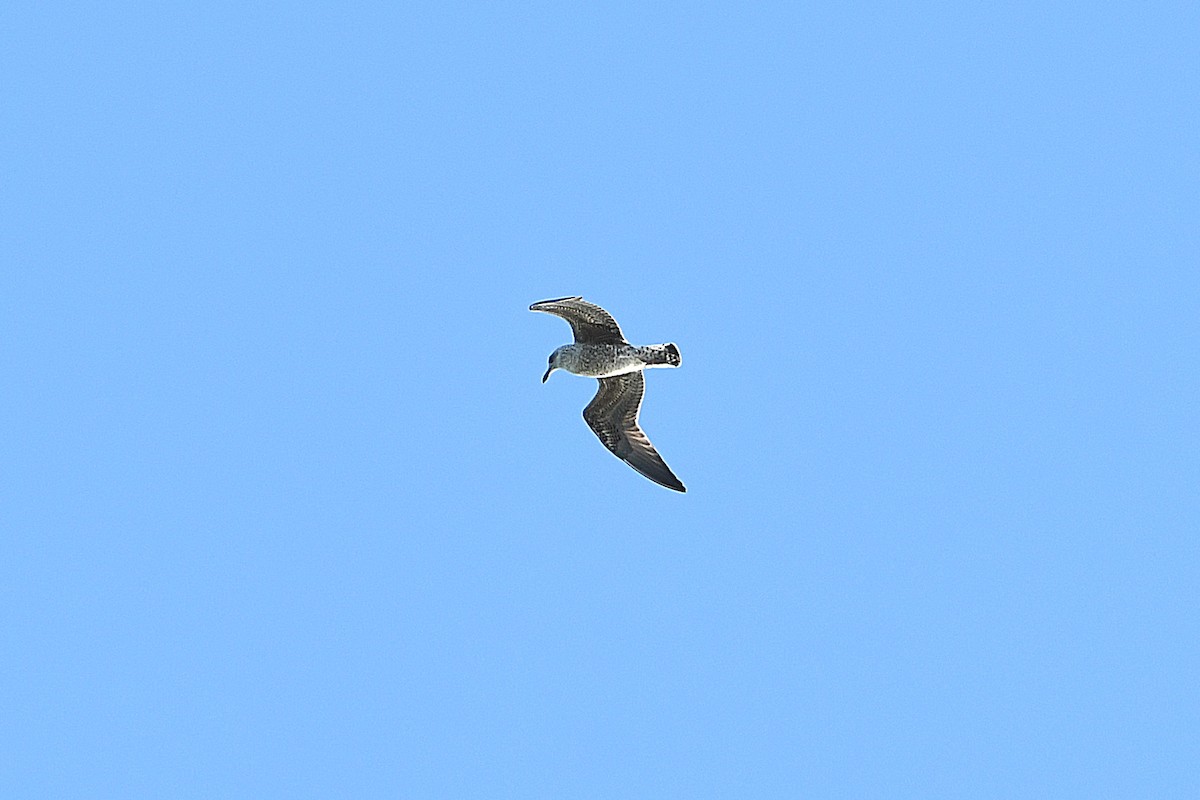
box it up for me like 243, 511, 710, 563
529, 296, 626, 344
583, 372, 686, 492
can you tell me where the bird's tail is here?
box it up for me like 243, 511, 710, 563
640, 343, 682, 368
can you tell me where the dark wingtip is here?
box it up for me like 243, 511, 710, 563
530, 295, 583, 311
646, 468, 687, 493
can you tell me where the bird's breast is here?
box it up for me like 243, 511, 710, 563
558, 344, 645, 378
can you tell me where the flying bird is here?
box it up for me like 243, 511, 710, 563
531, 296, 686, 492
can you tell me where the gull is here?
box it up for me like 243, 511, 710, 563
531, 296, 686, 492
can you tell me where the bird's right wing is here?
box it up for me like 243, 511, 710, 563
529, 296, 626, 344
583, 371, 686, 492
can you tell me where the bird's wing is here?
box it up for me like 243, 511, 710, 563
529, 296, 626, 344
583, 371, 686, 492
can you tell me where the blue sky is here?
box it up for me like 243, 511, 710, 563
3, 1, 1197, 797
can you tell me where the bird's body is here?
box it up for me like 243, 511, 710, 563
530, 296, 686, 493
550, 342, 681, 378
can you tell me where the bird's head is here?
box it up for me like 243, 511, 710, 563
542, 347, 564, 383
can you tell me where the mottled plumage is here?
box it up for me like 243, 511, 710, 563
531, 296, 685, 492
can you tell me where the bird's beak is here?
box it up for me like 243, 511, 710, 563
542, 367, 553, 383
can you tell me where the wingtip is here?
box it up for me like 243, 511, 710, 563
648, 471, 687, 493
530, 295, 583, 311
634, 471, 687, 493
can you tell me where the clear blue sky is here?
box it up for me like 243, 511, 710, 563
3, 2, 1197, 797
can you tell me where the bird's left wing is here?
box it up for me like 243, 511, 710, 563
529, 296, 626, 345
